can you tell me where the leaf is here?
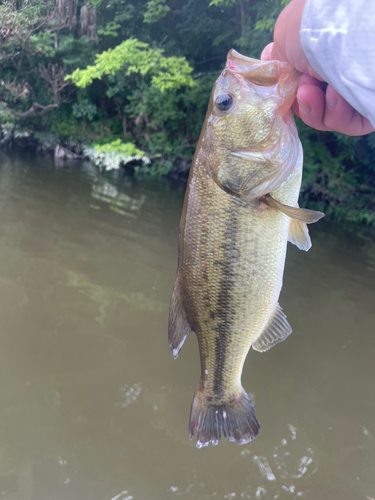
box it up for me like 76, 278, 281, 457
209, 0, 235, 6
98, 21, 121, 37
66, 38, 195, 92
143, 0, 170, 24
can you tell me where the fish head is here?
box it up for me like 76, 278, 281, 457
207, 49, 300, 152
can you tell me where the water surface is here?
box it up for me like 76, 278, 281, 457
0, 152, 374, 500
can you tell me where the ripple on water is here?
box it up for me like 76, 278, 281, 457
116, 383, 141, 408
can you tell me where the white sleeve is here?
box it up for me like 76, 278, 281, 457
300, 0, 375, 127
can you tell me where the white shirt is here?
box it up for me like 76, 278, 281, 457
300, 0, 375, 127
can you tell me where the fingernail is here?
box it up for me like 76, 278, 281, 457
326, 87, 338, 110
298, 98, 311, 115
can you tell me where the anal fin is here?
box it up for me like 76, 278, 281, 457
168, 279, 191, 358
252, 303, 292, 352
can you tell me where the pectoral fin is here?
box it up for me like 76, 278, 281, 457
263, 194, 324, 223
262, 194, 324, 251
288, 219, 311, 251
168, 280, 192, 358
252, 303, 292, 352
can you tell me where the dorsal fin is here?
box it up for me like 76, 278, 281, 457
252, 303, 292, 352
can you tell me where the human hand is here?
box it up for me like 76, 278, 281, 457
261, 0, 374, 136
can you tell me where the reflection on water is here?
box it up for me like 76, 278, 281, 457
0, 152, 374, 500
91, 180, 145, 217
65, 270, 166, 328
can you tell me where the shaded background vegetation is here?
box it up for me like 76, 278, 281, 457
0, 0, 374, 224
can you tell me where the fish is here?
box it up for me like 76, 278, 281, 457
168, 49, 324, 448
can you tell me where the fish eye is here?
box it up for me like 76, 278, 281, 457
216, 93, 234, 112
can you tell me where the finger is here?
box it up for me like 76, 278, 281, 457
270, 0, 323, 80
270, 38, 285, 64
299, 73, 326, 90
297, 84, 333, 132
297, 84, 375, 135
292, 75, 326, 120
324, 86, 375, 136
261, 43, 273, 61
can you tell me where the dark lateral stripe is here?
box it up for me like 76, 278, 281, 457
213, 210, 238, 398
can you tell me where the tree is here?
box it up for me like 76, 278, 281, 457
67, 38, 195, 140
0, 0, 372, 224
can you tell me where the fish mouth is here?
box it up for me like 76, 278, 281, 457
226, 49, 301, 109
226, 49, 261, 69
226, 49, 300, 82
226, 49, 281, 86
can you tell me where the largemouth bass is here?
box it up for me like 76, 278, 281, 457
168, 50, 324, 448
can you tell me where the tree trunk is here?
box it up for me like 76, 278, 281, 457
239, 0, 246, 40
56, 0, 79, 30
80, 5, 97, 40
122, 114, 127, 138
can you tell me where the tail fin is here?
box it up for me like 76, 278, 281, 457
188, 387, 260, 448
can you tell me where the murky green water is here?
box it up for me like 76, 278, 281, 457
0, 152, 374, 500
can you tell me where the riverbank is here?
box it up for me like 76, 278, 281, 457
0, 126, 192, 180
2, 122, 375, 228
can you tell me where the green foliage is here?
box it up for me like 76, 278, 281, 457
51, 118, 82, 138
67, 38, 195, 92
93, 139, 146, 157
0, 0, 372, 225
33, 131, 58, 149
209, 0, 235, 6
0, 0, 55, 57
97, 21, 121, 37
86, 140, 150, 171
143, 0, 170, 24
58, 36, 94, 66
134, 159, 173, 177
0, 103, 16, 128
49, 106, 83, 138
72, 99, 97, 121
255, 0, 291, 32
297, 120, 375, 224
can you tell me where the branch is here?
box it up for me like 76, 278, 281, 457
0, 51, 21, 62
38, 63, 71, 101
194, 56, 225, 66
14, 102, 59, 119
193, 71, 219, 79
